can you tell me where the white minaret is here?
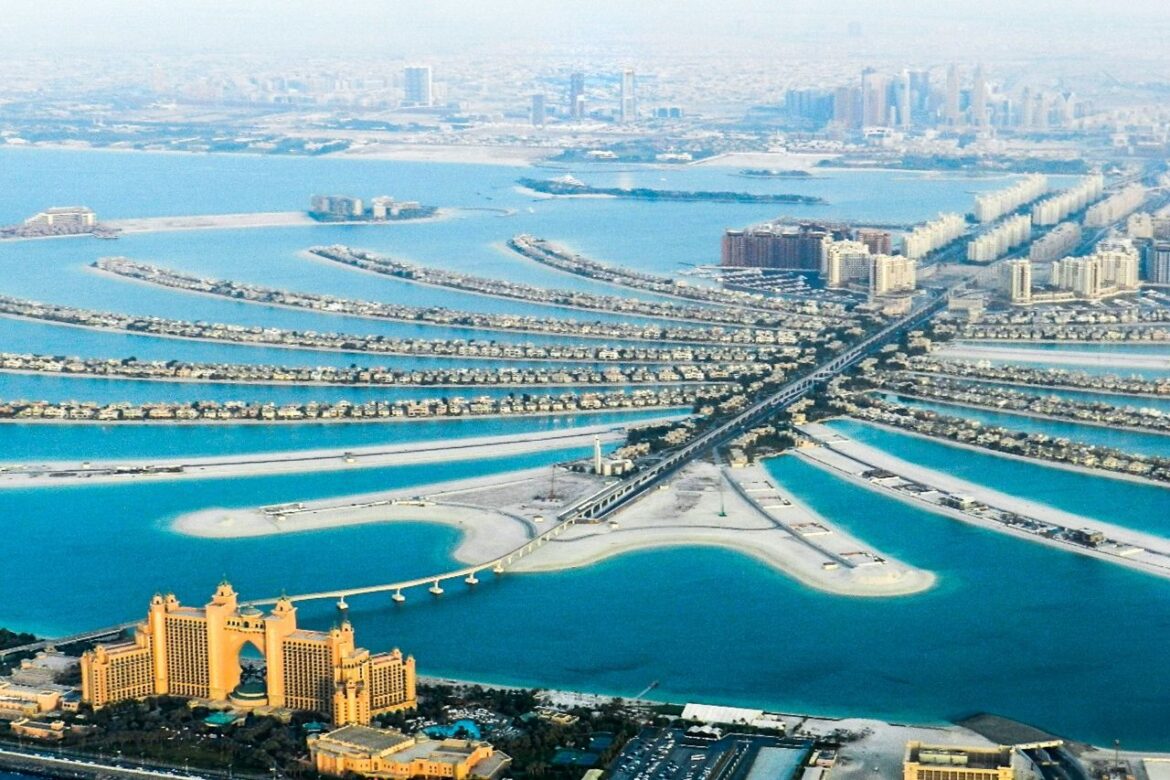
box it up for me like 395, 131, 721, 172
593, 435, 603, 474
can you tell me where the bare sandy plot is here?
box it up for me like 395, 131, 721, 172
0, 424, 625, 488
173, 466, 603, 566
937, 342, 1170, 370
510, 460, 936, 598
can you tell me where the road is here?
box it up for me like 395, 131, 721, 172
555, 290, 950, 523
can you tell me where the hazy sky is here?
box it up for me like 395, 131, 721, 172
1, 0, 1167, 58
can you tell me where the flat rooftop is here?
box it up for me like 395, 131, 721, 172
318, 725, 414, 755
908, 745, 1012, 770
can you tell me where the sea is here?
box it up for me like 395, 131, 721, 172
1, 147, 1168, 749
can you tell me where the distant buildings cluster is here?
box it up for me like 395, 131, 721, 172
902, 213, 966, 259
823, 239, 917, 295
974, 174, 1048, 223
1127, 211, 1170, 284
309, 194, 428, 221
719, 223, 913, 296
967, 214, 1031, 263
1083, 184, 1147, 228
1031, 175, 1104, 225
1000, 240, 1143, 304
1028, 222, 1082, 262
785, 62, 1093, 132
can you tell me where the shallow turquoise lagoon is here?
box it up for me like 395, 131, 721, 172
826, 418, 1170, 537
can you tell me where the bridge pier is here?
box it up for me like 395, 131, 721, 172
392, 589, 405, 603
429, 580, 445, 596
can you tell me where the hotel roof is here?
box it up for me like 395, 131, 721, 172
318, 725, 414, 755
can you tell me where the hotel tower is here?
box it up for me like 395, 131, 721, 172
81, 581, 416, 725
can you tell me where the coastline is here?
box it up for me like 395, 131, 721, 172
0, 309, 717, 365
795, 422, 1170, 582
0, 406, 686, 433
508, 459, 937, 598
169, 458, 936, 599
938, 343, 1170, 370
880, 389, 1170, 439
0, 426, 628, 487
86, 262, 735, 347
0, 208, 457, 243
0, 365, 717, 391
839, 415, 1170, 490
0, 139, 552, 168
296, 249, 739, 328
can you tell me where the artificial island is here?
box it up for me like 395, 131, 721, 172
5, 49, 1170, 780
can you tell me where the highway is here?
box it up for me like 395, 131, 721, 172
16, 290, 948, 633
553, 290, 949, 523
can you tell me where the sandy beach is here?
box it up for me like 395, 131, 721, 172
172, 466, 605, 567
937, 342, 1170, 370
0, 424, 627, 488
511, 459, 936, 597
797, 421, 1170, 580
337, 142, 555, 166
169, 454, 935, 598
691, 151, 837, 169
105, 208, 455, 234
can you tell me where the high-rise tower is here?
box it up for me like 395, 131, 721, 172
568, 72, 585, 118
944, 64, 961, 126
403, 65, 433, 107
619, 69, 636, 123
970, 65, 988, 127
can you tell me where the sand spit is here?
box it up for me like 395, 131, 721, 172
0, 424, 626, 488
169, 454, 934, 598
937, 343, 1170, 370
511, 459, 935, 598
102, 209, 454, 235
173, 466, 604, 565
797, 421, 1170, 580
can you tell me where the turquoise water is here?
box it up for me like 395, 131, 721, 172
946, 341, 1170, 379
942, 378, 1170, 416
883, 393, 1170, 459
424, 720, 482, 739
826, 418, 1170, 538
0, 409, 678, 461
4, 148, 1170, 748
0, 444, 594, 638
6, 452, 1170, 748
0, 372, 693, 406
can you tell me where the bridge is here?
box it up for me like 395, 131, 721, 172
0, 623, 136, 660
246, 289, 947, 607
14, 291, 950, 648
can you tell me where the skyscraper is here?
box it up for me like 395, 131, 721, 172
833, 85, 862, 128
970, 65, 987, 127
403, 65, 433, 107
568, 72, 585, 118
899, 70, 912, 129
944, 64, 961, 126
1000, 259, 1032, 304
619, 68, 636, 123
530, 93, 545, 127
861, 68, 888, 127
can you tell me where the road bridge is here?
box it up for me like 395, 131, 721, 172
252, 290, 947, 607
24, 291, 950, 646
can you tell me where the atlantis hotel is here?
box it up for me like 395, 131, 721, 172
81, 582, 416, 725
